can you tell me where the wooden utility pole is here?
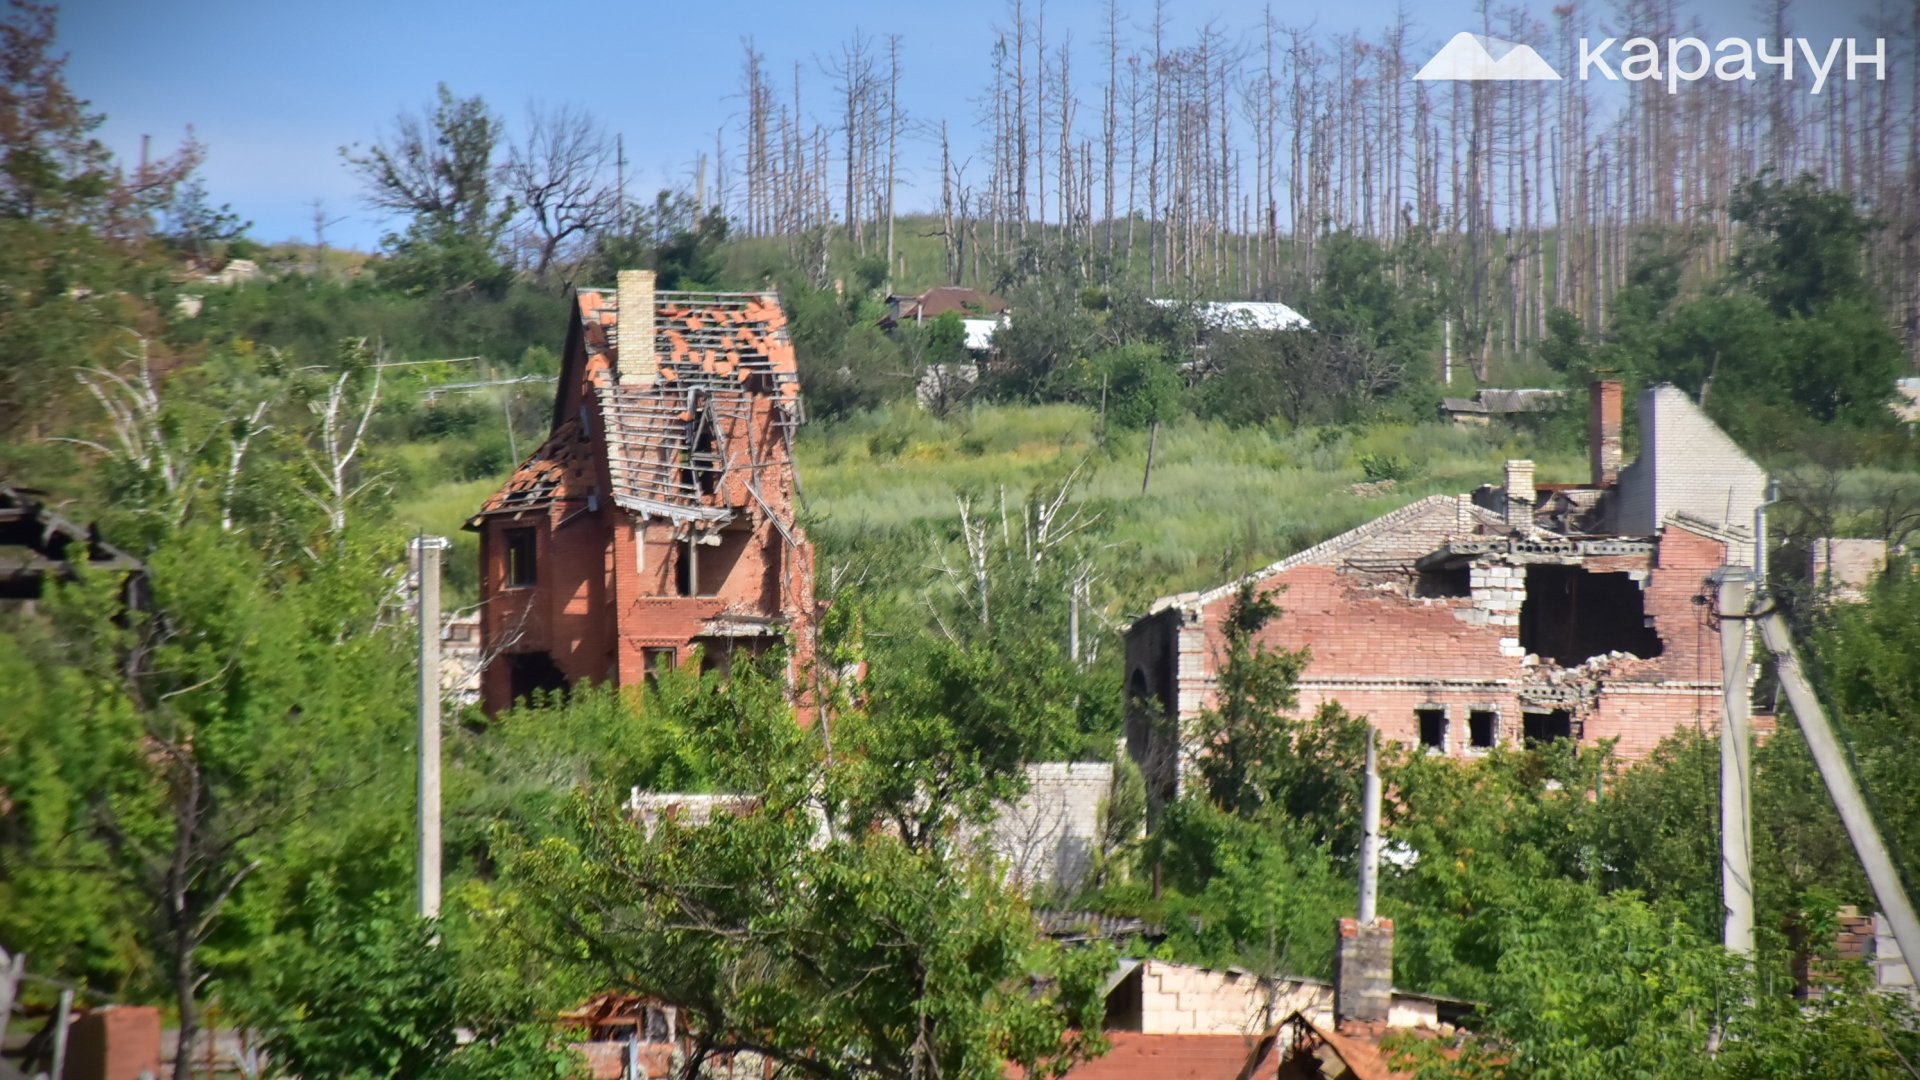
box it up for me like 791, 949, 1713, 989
414, 535, 449, 920
1141, 419, 1159, 494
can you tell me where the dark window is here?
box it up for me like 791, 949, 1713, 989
1523, 709, 1574, 744
1518, 566, 1663, 665
1417, 707, 1447, 751
1469, 709, 1498, 749
1416, 565, 1471, 598
506, 651, 568, 704
504, 528, 537, 588
643, 647, 677, 687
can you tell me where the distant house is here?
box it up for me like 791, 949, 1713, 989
880, 285, 1009, 358
1437, 387, 1567, 425
466, 270, 815, 714
1126, 381, 1772, 809
881, 285, 1008, 326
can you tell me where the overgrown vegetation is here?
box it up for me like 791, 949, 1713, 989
3, 1, 1920, 1075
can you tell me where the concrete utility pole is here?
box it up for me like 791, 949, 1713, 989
1358, 726, 1381, 924
1715, 569, 1754, 956
414, 535, 450, 920
1754, 604, 1920, 982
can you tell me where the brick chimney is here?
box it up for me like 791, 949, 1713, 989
616, 269, 657, 384
1589, 379, 1622, 488
1334, 918, 1394, 1024
1504, 459, 1535, 533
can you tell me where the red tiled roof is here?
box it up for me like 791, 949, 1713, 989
474, 414, 596, 517
915, 286, 1007, 317
1050, 1032, 1275, 1080
475, 288, 802, 526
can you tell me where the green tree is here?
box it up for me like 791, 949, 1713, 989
1182, 580, 1367, 841
345, 84, 512, 296
1079, 343, 1180, 431
233, 887, 577, 1080
504, 661, 1111, 1080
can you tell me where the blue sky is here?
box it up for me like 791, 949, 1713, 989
58, 0, 1896, 249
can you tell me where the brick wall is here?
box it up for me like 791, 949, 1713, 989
1614, 385, 1768, 564
1132, 960, 1330, 1035
1150, 519, 1736, 764
479, 499, 620, 712
989, 762, 1112, 894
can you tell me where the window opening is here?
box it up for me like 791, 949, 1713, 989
1518, 565, 1662, 665
506, 651, 567, 704
1523, 709, 1574, 744
643, 647, 677, 688
1415, 565, 1471, 598
1416, 707, 1447, 752
504, 528, 537, 587
1469, 709, 1498, 749
674, 537, 695, 597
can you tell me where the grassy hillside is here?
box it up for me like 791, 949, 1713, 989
792, 402, 1587, 609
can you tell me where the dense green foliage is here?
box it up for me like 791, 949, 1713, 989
4, 3, 1920, 1073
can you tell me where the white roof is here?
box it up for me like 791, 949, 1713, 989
1150, 298, 1311, 331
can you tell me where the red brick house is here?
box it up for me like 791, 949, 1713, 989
1124, 381, 1769, 801
468, 270, 814, 713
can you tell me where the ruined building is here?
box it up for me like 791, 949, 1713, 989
1125, 382, 1769, 801
467, 270, 814, 714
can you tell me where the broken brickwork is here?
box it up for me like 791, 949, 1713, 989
468, 270, 814, 713
1126, 382, 1769, 801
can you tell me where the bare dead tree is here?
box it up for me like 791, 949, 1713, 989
503, 102, 621, 278
299, 341, 384, 539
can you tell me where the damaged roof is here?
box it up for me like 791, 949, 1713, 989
1153, 495, 1508, 613
473, 287, 802, 528
474, 414, 597, 518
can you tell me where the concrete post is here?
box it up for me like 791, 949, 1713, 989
1755, 606, 1920, 983
0, 948, 20, 1051
415, 535, 450, 920
1336, 726, 1394, 1025
51, 987, 72, 1080
1715, 570, 1753, 956
1358, 726, 1381, 924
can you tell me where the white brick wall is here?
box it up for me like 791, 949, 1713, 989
1614, 385, 1767, 562
988, 762, 1113, 894
1134, 960, 1332, 1035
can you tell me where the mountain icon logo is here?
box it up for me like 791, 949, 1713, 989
1413, 32, 1562, 81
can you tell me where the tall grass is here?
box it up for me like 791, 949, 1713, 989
794, 402, 1587, 606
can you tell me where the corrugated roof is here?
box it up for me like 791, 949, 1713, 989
1149, 299, 1312, 331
